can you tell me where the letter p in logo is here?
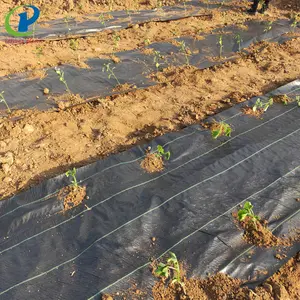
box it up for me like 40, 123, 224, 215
5, 5, 40, 37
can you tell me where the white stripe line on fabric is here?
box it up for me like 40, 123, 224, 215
87, 164, 300, 299
1, 124, 300, 296
0, 106, 297, 257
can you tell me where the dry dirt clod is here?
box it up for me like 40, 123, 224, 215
2, 163, 11, 174
23, 124, 35, 133
43, 88, 50, 95
0, 152, 14, 166
140, 153, 164, 173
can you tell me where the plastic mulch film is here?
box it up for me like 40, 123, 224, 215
0, 80, 299, 299
0, 1, 234, 42
0, 19, 299, 114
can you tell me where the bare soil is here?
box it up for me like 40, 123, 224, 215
58, 185, 87, 211
141, 153, 165, 173
0, 38, 299, 199
238, 216, 291, 248
241, 106, 264, 118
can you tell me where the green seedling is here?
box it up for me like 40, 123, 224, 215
102, 63, 120, 86
126, 9, 132, 23
155, 252, 184, 289
217, 35, 224, 58
234, 33, 243, 52
264, 21, 273, 33
0, 91, 11, 114
156, 145, 171, 160
66, 168, 78, 188
34, 46, 43, 58
64, 15, 72, 32
99, 13, 106, 27
178, 41, 190, 66
69, 39, 79, 51
290, 14, 299, 32
238, 201, 260, 230
144, 38, 151, 46
112, 33, 121, 50
153, 50, 163, 71
252, 97, 273, 112
55, 67, 71, 94
183, 0, 187, 13
211, 121, 232, 139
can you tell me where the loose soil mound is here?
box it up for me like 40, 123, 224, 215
141, 153, 165, 173
58, 185, 87, 211
240, 216, 290, 248
242, 106, 264, 118
151, 253, 300, 300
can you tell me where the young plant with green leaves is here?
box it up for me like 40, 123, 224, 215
238, 201, 260, 230
126, 9, 132, 23
155, 252, 184, 289
252, 97, 273, 112
64, 15, 72, 33
264, 21, 273, 33
34, 46, 43, 58
102, 63, 121, 86
178, 41, 190, 66
69, 39, 79, 51
144, 38, 151, 46
153, 50, 163, 71
66, 168, 79, 188
290, 14, 299, 32
234, 33, 243, 52
99, 13, 106, 27
211, 121, 232, 139
55, 67, 71, 94
156, 145, 171, 161
0, 91, 11, 114
112, 32, 121, 50
217, 35, 224, 58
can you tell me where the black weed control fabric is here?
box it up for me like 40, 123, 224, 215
0, 0, 232, 42
0, 81, 299, 299
0, 18, 299, 114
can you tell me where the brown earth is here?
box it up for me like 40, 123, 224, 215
152, 252, 300, 299
0, 1, 298, 77
58, 185, 87, 211
140, 153, 165, 173
238, 216, 291, 248
0, 38, 299, 199
242, 106, 264, 118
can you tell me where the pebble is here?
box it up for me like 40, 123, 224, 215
3, 177, 12, 183
23, 124, 35, 133
0, 141, 7, 148
2, 163, 11, 174
0, 152, 14, 166
43, 88, 50, 95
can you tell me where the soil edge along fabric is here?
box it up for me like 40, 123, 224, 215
0, 80, 299, 299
